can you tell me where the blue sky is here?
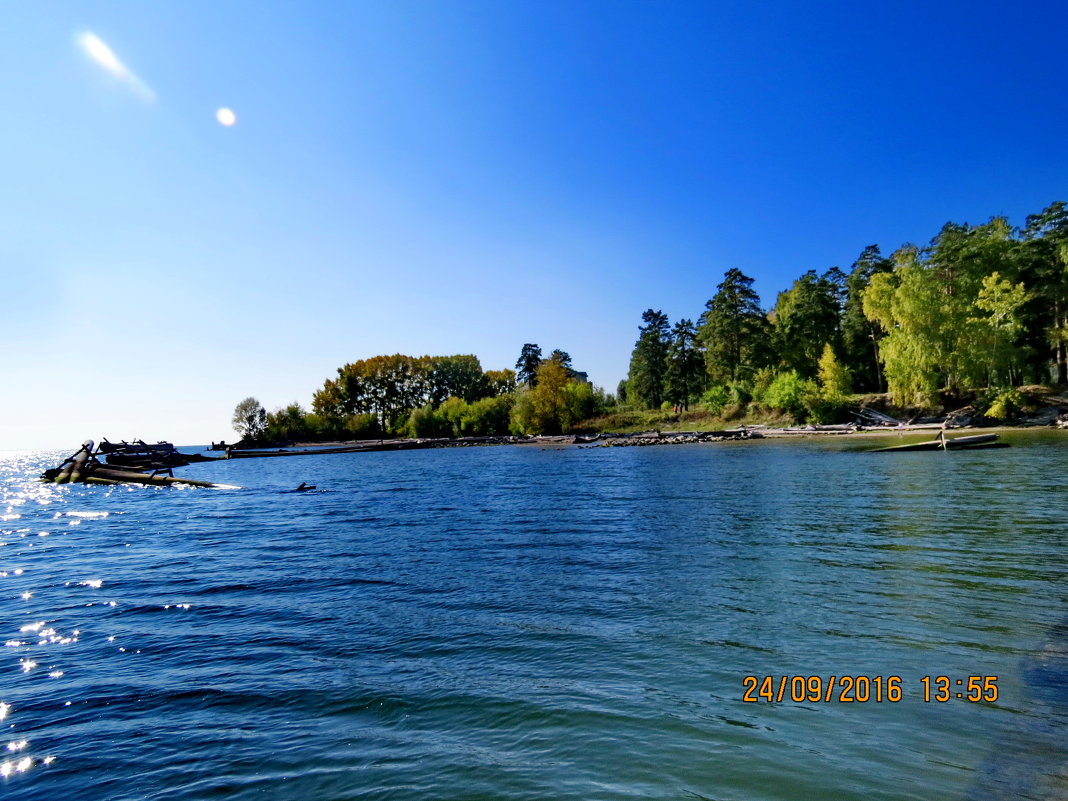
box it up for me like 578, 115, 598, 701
4, 1, 1067, 449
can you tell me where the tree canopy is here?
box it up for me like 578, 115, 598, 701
232, 397, 267, 441
627, 309, 670, 408
515, 344, 543, 386
698, 268, 773, 383
772, 269, 841, 378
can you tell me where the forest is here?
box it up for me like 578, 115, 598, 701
622, 200, 1067, 424
233, 201, 1067, 442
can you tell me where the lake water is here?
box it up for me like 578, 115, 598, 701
2, 433, 1066, 800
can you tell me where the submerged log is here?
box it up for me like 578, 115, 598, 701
88, 466, 223, 488
870, 433, 1006, 452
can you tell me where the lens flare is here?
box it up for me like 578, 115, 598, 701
76, 31, 156, 104
216, 108, 237, 127
81, 34, 123, 75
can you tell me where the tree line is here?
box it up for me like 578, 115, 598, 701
623, 201, 1067, 419
232, 347, 608, 444
232, 201, 1066, 440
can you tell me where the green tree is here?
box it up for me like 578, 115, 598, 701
548, 349, 572, 368
1018, 201, 1068, 383
264, 402, 311, 443
232, 397, 267, 442
797, 344, 854, 424
457, 394, 516, 436
972, 272, 1028, 387
862, 217, 1024, 405
759, 371, 813, 419
772, 270, 841, 378
406, 404, 452, 438
923, 217, 1018, 391
817, 343, 852, 398
509, 360, 598, 435
515, 344, 542, 387
428, 355, 488, 404
862, 247, 944, 405
664, 318, 704, 409
484, 369, 517, 396
698, 268, 773, 383
841, 245, 892, 392
529, 359, 572, 434
627, 309, 670, 408
312, 377, 346, 422
311, 353, 491, 434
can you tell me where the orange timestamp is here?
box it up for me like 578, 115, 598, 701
742, 675, 999, 703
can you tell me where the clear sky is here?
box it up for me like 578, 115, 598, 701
4, 1, 1067, 450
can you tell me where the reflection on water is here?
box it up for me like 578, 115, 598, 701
0, 434, 1066, 800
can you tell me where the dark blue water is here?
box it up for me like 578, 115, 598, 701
2, 434, 1067, 800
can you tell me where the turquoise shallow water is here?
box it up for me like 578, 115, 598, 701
1, 434, 1066, 800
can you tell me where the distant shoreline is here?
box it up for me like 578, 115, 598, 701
261, 423, 1063, 453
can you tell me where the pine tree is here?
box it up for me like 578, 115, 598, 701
665, 319, 704, 410
1018, 202, 1068, 383
698, 268, 773, 383
515, 344, 543, 387
627, 309, 670, 408
772, 270, 842, 378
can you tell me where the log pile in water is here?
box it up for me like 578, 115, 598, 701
97, 439, 219, 469
42, 441, 229, 488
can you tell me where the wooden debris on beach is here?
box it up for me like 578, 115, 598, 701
583, 429, 764, 448
42, 441, 231, 488
853, 407, 903, 427
759, 424, 857, 435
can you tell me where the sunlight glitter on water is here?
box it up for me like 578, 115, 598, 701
1, 439, 1067, 801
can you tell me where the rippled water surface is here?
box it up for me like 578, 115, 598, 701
2, 434, 1067, 800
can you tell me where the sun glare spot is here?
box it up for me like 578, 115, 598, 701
76, 31, 156, 104
216, 107, 237, 127
80, 33, 124, 76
